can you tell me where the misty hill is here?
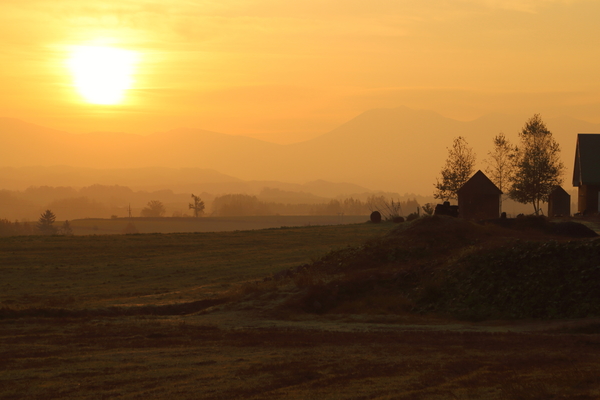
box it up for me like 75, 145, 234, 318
0, 165, 242, 192
0, 165, 371, 198
1, 107, 597, 194
0, 171, 382, 221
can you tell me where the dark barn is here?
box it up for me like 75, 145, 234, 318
573, 134, 600, 215
547, 186, 571, 217
457, 170, 502, 220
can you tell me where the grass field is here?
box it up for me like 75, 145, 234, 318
69, 215, 368, 235
0, 222, 390, 310
2, 220, 600, 399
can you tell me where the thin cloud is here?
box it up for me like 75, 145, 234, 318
459, 0, 582, 13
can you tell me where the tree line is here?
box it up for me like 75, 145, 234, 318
210, 194, 420, 217
434, 114, 565, 215
0, 194, 422, 236
0, 210, 73, 236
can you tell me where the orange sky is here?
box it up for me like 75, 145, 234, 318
2, 0, 600, 144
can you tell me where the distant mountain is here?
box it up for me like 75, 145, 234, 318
0, 165, 241, 192
285, 107, 599, 193
0, 165, 372, 202
1, 108, 597, 194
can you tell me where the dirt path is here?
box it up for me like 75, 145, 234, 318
192, 307, 600, 334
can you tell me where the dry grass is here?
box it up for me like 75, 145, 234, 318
2, 316, 600, 399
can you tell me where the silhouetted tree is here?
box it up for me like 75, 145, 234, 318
421, 203, 435, 216
59, 220, 73, 235
484, 133, 515, 208
140, 200, 166, 217
508, 114, 564, 215
189, 194, 205, 217
37, 209, 57, 235
434, 136, 476, 201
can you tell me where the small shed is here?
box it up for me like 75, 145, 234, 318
547, 186, 571, 217
457, 170, 502, 220
573, 134, 600, 214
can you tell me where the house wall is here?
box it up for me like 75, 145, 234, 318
548, 193, 570, 217
458, 193, 501, 220
578, 185, 600, 214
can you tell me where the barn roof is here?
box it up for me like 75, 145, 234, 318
573, 134, 600, 186
457, 170, 502, 195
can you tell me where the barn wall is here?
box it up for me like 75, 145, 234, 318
578, 185, 600, 214
548, 192, 570, 217
458, 193, 501, 220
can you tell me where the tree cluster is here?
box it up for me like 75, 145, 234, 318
140, 200, 166, 217
1, 211, 73, 237
434, 114, 565, 215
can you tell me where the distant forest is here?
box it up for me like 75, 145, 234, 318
211, 194, 419, 217
0, 184, 422, 224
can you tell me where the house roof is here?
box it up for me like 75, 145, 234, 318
549, 185, 570, 198
573, 134, 600, 186
457, 170, 502, 195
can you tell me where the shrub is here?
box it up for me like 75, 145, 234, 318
405, 212, 419, 221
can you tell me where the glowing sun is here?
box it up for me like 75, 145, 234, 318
68, 45, 137, 105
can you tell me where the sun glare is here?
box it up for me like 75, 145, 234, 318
68, 46, 137, 105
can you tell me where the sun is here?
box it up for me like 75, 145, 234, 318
68, 45, 138, 105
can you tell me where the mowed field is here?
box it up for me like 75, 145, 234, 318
1, 222, 600, 399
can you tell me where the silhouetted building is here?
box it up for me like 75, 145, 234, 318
547, 186, 571, 217
573, 134, 600, 214
457, 170, 502, 220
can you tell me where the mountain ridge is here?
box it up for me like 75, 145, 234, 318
1, 107, 598, 194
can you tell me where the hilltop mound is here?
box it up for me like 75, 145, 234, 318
256, 216, 600, 320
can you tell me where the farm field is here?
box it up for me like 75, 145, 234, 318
68, 215, 368, 235
0, 222, 390, 310
1, 219, 600, 399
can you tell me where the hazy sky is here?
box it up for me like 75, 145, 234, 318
2, 0, 599, 143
